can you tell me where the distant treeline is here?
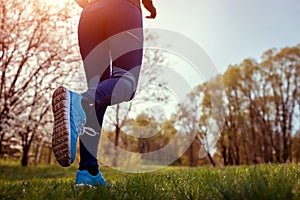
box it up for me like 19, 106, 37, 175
99, 45, 300, 167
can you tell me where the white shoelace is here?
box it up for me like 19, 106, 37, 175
79, 126, 100, 136
73, 106, 99, 137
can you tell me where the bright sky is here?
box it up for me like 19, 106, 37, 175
144, 0, 300, 73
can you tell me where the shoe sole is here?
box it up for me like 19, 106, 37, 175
52, 86, 71, 167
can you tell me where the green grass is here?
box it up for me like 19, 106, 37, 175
0, 164, 299, 200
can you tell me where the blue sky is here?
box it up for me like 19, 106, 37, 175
144, 0, 300, 73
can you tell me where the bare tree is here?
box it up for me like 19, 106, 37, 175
260, 46, 300, 162
214, 45, 300, 165
0, 0, 81, 165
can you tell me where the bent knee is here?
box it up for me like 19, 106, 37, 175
111, 71, 137, 104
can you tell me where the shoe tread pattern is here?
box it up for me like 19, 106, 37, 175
52, 86, 71, 167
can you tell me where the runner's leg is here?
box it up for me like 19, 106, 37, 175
78, 0, 143, 171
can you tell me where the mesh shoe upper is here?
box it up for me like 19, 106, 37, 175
75, 170, 109, 186
69, 90, 86, 164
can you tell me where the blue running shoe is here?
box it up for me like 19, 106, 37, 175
52, 86, 86, 167
75, 170, 109, 186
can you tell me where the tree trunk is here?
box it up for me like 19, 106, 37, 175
47, 146, 52, 165
0, 131, 5, 156
188, 142, 195, 167
250, 108, 256, 164
113, 125, 121, 166
0, 134, 3, 156
114, 125, 120, 147
35, 139, 44, 166
235, 145, 240, 165
283, 131, 288, 163
124, 134, 128, 150
261, 128, 270, 163
228, 146, 234, 165
139, 138, 146, 153
233, 130, 240, 165
289, 135, 292, 163
282, 102, 288, 162
20, 130, 35, 167
21, 147, 29, 166
222, 144, 227, 166
241, 128, 250, 165
207, 152, 216, 167
275, 131, 281, 162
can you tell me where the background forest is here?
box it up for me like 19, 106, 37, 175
0, 0, 299, 168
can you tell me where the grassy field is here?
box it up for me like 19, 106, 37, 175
0, 163, 299, 200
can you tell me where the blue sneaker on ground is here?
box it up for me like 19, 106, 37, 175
52, 86, 86, 167
75, 170, 109, 186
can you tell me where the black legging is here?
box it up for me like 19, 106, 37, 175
78, 0, 143, 168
